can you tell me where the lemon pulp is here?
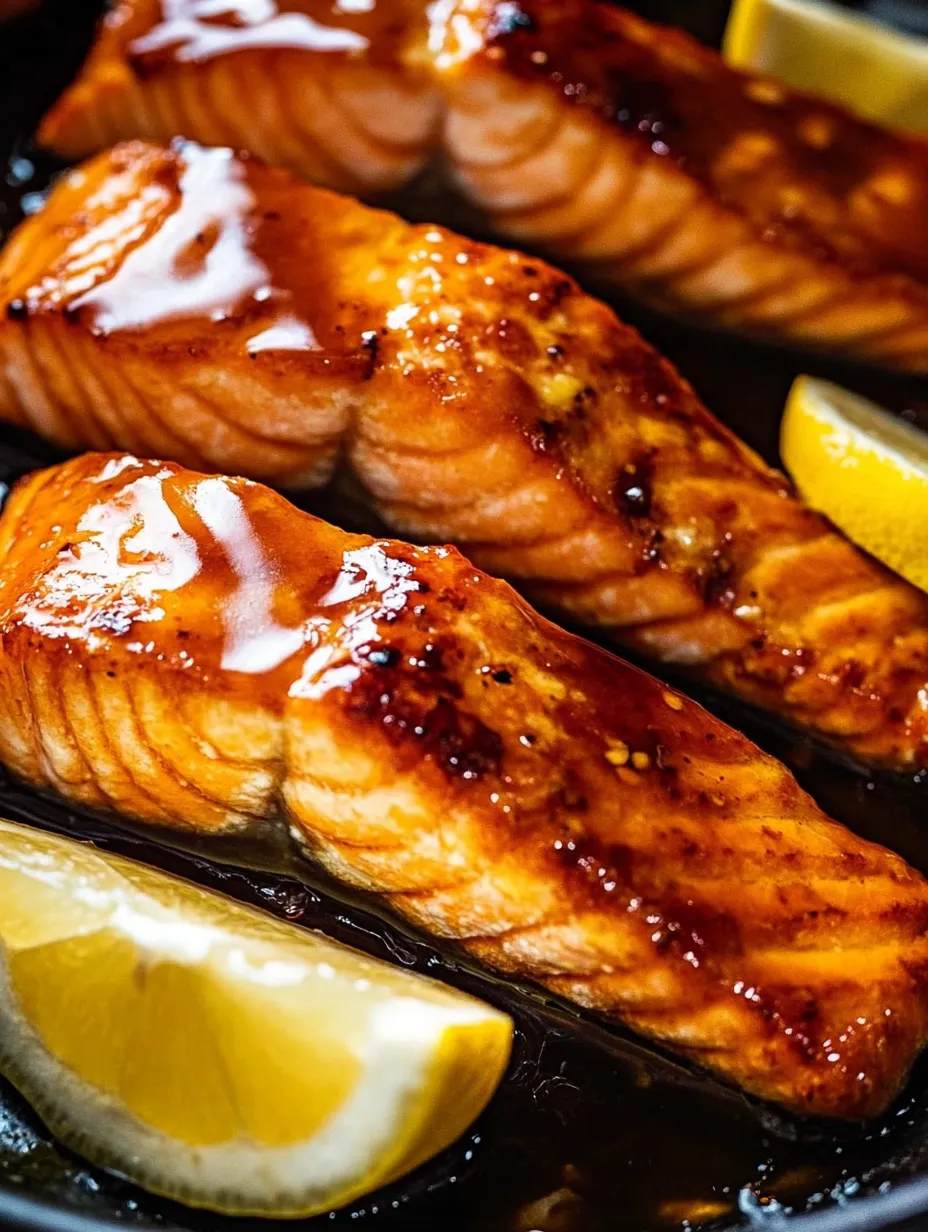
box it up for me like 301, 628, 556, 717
781, 375, 928, 593
724, 0, 928, 134
0, 820, 512, 1217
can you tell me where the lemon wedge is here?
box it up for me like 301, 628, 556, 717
0, 820, 512, 1217
781, 375, 928, 591
724, 0, 928, 133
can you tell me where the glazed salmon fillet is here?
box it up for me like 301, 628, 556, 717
38, 0, 439, 195
3, 451, 928, 1120
39, 0, 928, 369
3, 140, 928, 773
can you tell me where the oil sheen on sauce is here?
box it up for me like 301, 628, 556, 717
129, 0, 370, 64
72, 141, 320, 354
18, 454, 435, 688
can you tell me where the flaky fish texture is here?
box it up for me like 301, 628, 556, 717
38, 0, 928, 369
3, 452, 928, 1120
38, 0, 439, 195
3, 140, 928, 772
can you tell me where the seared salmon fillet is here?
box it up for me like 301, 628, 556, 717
38, 0, 928, 369
3, 451, 928, 1120
3, 140, 928, 773
432, 0, 928, 371
38, 0, 439, 195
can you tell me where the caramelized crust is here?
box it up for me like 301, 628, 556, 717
3, 452, 928, 1119
3, 141, 928, 771
38, 0, 928, 368
437, 0, 928, 362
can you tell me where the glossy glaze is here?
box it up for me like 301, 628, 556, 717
3, 141, 928, 773
436, 0, 928, 368
450, 0, 928, 283
36, 0, 928, 368
38, 0, 438, 193
4, 452, 928, 1121
129, 0, 371, 64
75, 143, 312, 339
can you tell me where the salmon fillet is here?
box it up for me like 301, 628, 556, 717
38, 0, 439, 195
3, 451, 928, 1120
38, 0, 928, 369
433, 0, 928, 371
2, 140, 928, 773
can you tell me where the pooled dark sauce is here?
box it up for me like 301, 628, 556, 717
5, 3, 928, 1231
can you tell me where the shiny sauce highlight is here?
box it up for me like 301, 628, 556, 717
73, 141, 322, 355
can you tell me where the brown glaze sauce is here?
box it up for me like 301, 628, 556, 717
4, 454, 422, 686
129, 0, 369, 66
123, 0, 421, 73
69, 141, 363, 365
7, 3, 928, 1230
478, 0, 928, 284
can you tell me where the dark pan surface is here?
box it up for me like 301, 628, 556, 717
4, 4, 928, 1230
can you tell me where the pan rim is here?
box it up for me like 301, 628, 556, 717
1, 1169, 928, 1232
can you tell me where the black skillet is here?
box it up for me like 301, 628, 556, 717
4, 3, 928, 1229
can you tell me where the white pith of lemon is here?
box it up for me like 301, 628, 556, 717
0, 820, 512, 1217
724, 0, 928, 133
781, 375, 928, 592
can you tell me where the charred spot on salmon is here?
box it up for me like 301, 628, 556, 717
529, 419, 556, 453
360, 329, 379, 367
411, 643, 445, 672
549, 279, 573, 307
350, 680, 503, 781
642, 529, 664, 565
488, 2, 684, 149
702, 550, 735, 606
5, 299, 26, 320
616, 460, 653, 519
555, 772, 588, 814
620, 481, 650, 517
606, 68, 684, 161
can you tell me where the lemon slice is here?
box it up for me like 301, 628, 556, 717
0, 820, 512, 1217
724, 0, 928, 133
781, 375, 928, 591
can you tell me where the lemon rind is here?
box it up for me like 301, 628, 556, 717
0, 823, 512, 1218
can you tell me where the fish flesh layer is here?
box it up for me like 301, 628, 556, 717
3, 140, 928, 773
38, 0, 928, 370
3, 451, 928, 1120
